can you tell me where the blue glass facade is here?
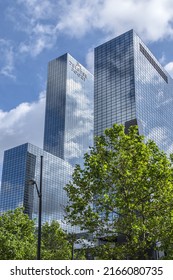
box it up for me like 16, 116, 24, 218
44, 53, 93, 166
2, 29, 173, 233
0, 53, 93, 231
94, 30, 136, 137
94, 30, 173, 154
0, 143, 73, 230
134, 33, 173, 154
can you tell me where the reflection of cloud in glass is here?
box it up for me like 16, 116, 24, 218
0, 181, 24, 212
64, 74, 93, 165
0, 142, 74, 230
145, 126, 173, 156
30, 148, 73, 225
38, 153, 79, 232
65, 141, 83, 159
134, 34, 173, 156
66, 78, 93, 134
135, 52, 164, 86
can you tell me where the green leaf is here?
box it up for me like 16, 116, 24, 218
65, 124, 173, 259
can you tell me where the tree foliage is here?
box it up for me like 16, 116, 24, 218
65, 124, 173, 259
0, 208, 36, 259
41, 220, 72, 260
0, 209, 84, 260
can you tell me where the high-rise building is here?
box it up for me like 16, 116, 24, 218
44, 53, 93, 166
0, 143, 72, 229
0, 54, 93, 230
94, 29, 173, 154
1, 29, 173, 230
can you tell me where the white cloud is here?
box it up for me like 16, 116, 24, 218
19, 33, 56, 57
164, 62, 173, 78
0, 92, 45, 171
56, 0, 173, 42
56, 0, 95, 37
17, 0, 56, 20
7, 0, 58, 57
159, 53, 166, 65
86, 47, 94, 74
5, 0, 173, 59
0, 39, 16, 80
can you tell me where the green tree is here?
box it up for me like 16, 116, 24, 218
0, 208, 36, 259
65, 124, 173, 259
41, 220, 72, 259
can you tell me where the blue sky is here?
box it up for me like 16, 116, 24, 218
0, 0, 173, 178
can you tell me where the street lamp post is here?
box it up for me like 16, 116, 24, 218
28, 155, 43, 260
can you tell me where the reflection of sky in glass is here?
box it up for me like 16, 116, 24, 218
43, 54, 67, 159
1, 53, 93, 233
0, 143, 75, 232
65, 54, 93, 167
94, 30, 136, 137
44, 54, 93, 167
95, 29, 173, 156
134, 33, 173, 155
0, 144, 28, 213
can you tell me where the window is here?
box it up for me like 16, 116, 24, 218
140, 44, 168, 83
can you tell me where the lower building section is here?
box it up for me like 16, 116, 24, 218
0, 143, 75, 232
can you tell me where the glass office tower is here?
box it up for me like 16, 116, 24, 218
94, 29, 173, 154
0, 54, 93, 230
0, 143, 73, 230
44, 53, 93, 166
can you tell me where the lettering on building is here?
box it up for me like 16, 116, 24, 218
69, 61, 87, 81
